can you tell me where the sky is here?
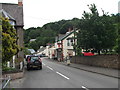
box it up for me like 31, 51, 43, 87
0, 0, 119, 29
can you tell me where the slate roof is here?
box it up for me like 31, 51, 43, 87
55, 34, 66, 42
37, 47, 46, 52
0, 9, 15, 21
28, 49, 35, 54
0, 3, 24, 26
56, 30, 75, 42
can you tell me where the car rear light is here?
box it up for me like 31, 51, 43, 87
39, 58, 42, 62
28, 57, 30, 63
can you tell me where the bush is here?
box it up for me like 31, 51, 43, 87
2, 67, 16, 72
2, 67, 22, 74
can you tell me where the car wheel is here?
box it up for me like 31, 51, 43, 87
41, 66, 42, 69
27, 65, 30, 71
27, 67, 30, 71
39, 66, 42, 70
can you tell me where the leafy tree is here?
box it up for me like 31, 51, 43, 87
2, 17, 19, 63
113, 14, 120, 54
59, 21, 73, 34
77, 4, 117, 54
23, 47, 31, 55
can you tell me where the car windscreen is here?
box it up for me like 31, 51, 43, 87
30, 57, 39, 61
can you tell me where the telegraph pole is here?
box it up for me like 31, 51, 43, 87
74, 27, 76, 63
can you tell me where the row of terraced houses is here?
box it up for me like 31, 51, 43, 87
37, 28, 79, 61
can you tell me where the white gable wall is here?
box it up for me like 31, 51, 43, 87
62, 33, 75, 59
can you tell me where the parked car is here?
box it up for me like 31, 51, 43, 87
82, 52, 94, 56
36, 54, 46, 57
36, 54, 43, 57
26, 55, 42, 70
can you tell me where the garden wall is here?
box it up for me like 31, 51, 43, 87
71, 54, 119, 69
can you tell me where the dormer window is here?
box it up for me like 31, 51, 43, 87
0, 9, 16, 26
9, 20, 15, 26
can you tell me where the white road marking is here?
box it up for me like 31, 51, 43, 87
56, 72, 70, 80
81, 86, 89, 90
42, 63, 46, 66
47, 66, 53, 71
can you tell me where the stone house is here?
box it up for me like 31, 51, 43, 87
0, 0, 24, 65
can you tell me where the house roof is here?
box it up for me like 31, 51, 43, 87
30, 39, 36, 42
0, 9, 15, 21
37, 47, 46, 52
57, 30, 75, 42
0, 3, 24, 26
28, 49, 35, 54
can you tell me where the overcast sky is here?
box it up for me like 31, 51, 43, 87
0, 0, 119, 29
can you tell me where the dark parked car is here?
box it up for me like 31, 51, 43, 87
26, 55, 42, 70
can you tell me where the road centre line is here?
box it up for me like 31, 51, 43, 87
47, 66, 53, 71
44, 63, 69, 80
56, 72, 70, 80
81, 86, 89, 90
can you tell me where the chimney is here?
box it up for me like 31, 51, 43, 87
68, 28, 72, 32
18, 0, 23, 6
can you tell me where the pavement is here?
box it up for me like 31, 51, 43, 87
45, 57, 120, 79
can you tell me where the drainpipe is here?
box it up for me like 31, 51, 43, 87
61, 40, 64, 61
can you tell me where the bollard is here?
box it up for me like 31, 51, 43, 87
13, 56, 15, 68
7, 62, 10, 68
20, 62, 23, 70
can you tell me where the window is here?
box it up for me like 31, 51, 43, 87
67, 40, 70, 46
31, 56, 39, 61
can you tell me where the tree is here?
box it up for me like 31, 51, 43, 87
2, 17, 19, 63
23, 48, 31, 55
77, 4, 117, 54
59, 22, 72, 34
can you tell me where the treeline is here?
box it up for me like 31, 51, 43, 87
24, 4, 119, 54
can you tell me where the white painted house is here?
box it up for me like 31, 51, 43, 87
54, 29, 78, 61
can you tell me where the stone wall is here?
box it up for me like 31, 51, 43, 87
2, 71, 24, 80
71, 54, 119, 69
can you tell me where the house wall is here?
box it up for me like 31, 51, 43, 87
62, 33, 75, 59
16, 26, 24, 58
44, 46, 49, 56
49, 48, 55, 59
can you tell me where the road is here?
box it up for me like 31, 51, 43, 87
19, 57, 118, 88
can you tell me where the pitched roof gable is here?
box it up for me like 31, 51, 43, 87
0, 9, 15, 21
0, 3, 24, 26
57, 30, 74, 42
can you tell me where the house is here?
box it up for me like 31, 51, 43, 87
30, 39, 36, 42
54, 28, 78, 61
48, 46, 56, 59
37, 46, 46, 54
54, 34, 66, 61
28, 49, 35, 54
0, 0, 24, 66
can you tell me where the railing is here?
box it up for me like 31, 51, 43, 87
1, 76, 11, 89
